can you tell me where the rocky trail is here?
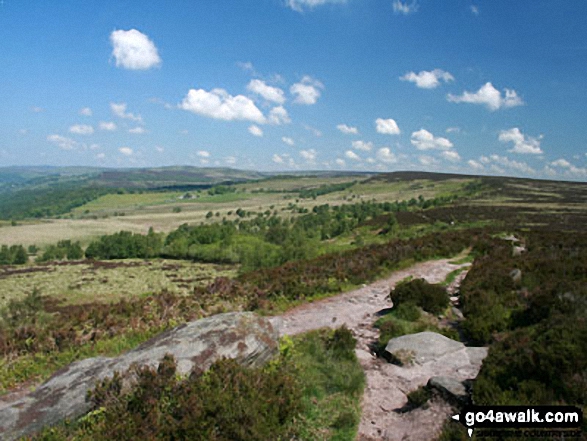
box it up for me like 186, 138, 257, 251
272, 258, 482, 441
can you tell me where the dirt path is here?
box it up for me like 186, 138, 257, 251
271, 258, 472, 441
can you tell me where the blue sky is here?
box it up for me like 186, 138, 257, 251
1, 0, 586, 180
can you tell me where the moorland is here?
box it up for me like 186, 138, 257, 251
0, 166, 585, 440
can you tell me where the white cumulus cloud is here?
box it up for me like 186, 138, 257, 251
247, 79, 285, 104
111, 102, 143, 123
551, 158, 571, 168
335, 158, 346, 167
400, 69, 454, 89
179, 88, 266, 124
286, 0, 346, 12
489, 154, 535, 175
442, 150, 461, 162
468, 159, 484, 170
393, 0, 419, 15
410, 129, 453, 150
129, 127, 146, 134
110, 29, 161, 70
268, 106, 291, 125
119, 147, 133, 156
99, 121, 117, 131
290, 76, 324, 105
197, 150, 210, 158
282, 137, 295, 146
498, 128, 543, 154
375, 118, 401, 135
79, 107, 92, 116
300, 149, 317, 162
376, 147, 397, 164
69, 124, 94, 135
352, 140, 373, 151
337, 124, 358, 135
448, 82, 524, 111
345, 150, 361, 161
272, 154, 284, 164
47, 134, 77, 150
248, 125, 263, 137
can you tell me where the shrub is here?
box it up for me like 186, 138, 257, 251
392, 302, 420, 321
406, 385, 431, 409
390, 278, 449, 315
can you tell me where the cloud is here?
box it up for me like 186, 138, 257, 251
468, 159, 484, 170
489, 154, 535, 175
111, 102, 143, 123
286, 0, 346, 12
375, 118, 401, 135
400, 69, 454, 89
99, 121, 117, 131
197, 150, 210, 158
79, 107, 92, 116
470, 5, 479, 15
110, 29, 161, 70
248, 125, 263, 137
352, 140, 373, 151
47, 134, 77, 150
290, 76, 324, 105
410, 129, 453, 150
335, 158, 346, 167
155, 146, 165, 153
129, 127, 146, 134
247, 79, 285, 104
337, 124, 358, 135
119, 147, 133, 156
272, 154, 284, 164
448, 82, 524, 111
345, 150, 361, 161
96, 152, 106, 159
300, 149, 317, 162
179, 88, 266, 123
69, 124, 94, 135
225, 156, 237, 165
498, 127, 543, 154
237, 61, 255, 73
393, 0, 418, 15
268, 106, 291, 125
418, 155, 438, 166
31, 106, 44, 113
303, 124, 322, 137
376, 147, 397, 164
446, 127, 461, 133
551, 158, 571, 168
442, 150, 461, 162
282, 137, 295, 146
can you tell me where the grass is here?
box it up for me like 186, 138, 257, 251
0, 329, 160, 393
441, 267, 467, 287
0, 259, 237, 308
288, 329, 365, 441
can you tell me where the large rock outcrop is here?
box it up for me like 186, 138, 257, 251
0, 312, 279, 441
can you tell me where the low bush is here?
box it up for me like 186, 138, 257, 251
390, 278, 449, 315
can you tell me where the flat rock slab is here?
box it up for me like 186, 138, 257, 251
385, 331, 465, 365
0, 312, 279, 441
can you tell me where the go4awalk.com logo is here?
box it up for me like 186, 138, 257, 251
452, 405, 583, 438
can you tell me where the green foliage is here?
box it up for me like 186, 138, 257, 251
392, 302, 421, 321
0, 184, 112, 220
37, 240, 83, 262
406, 386, 431, 409
207, 184, 237, 196
32, 327, 364, 441
298, 181, 356, 199
0, 244, 28, 265
85, 229, 163, 260
390, 278, 449, 315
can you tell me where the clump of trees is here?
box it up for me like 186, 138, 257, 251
85, 228, 163, 260
0, 245, 28, 265
37, 240, 83, 262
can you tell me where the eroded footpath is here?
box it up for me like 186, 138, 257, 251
272, 258, 477, 441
